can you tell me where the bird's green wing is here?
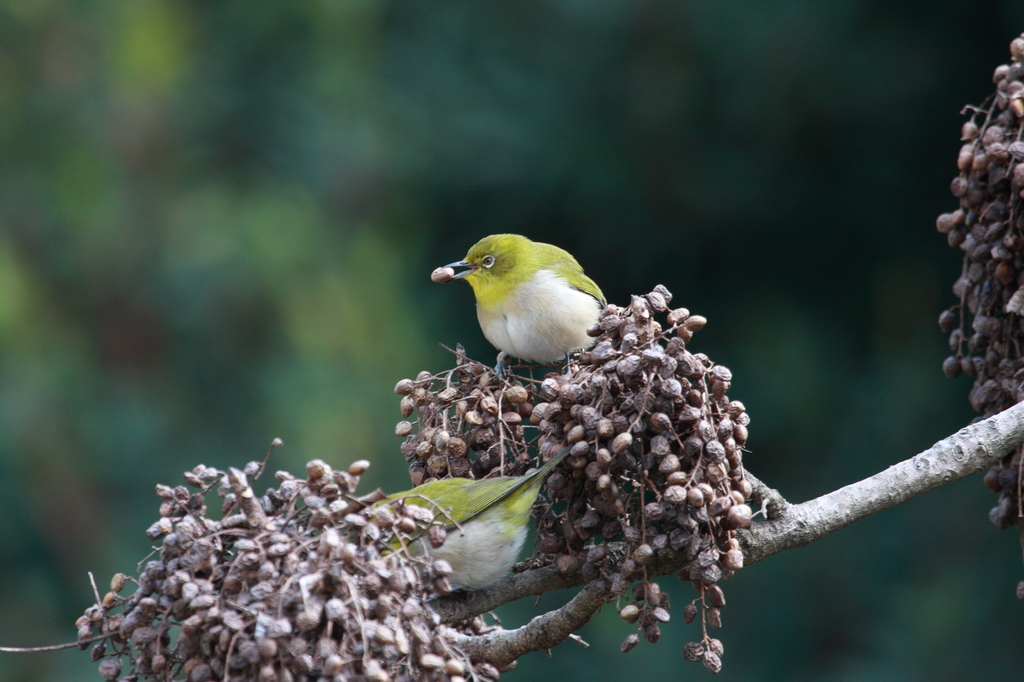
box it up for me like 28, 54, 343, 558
570, 272, 606, 307
449, 445, 573, 521
385, 447, 572, 524
457, 476, 531, 519
385, 476, 519, 523
541, 244, 606, 306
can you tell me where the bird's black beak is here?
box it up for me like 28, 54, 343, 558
444, 260, 478, 280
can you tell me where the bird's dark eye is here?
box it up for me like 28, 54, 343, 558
482, 255, 495, 268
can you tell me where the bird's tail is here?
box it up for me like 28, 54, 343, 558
530, 444, 572, 482
471, 444, 572, 518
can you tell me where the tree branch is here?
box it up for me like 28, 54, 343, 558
738, 400, 1024, 563
432, 566, 576, 623
434, 401, 1024, 624
445, 582, 608, 668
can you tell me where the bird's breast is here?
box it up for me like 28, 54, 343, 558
421, 515, 528, 589
476, 269, 602, 363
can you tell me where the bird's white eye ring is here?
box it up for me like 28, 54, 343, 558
482, 255, 495, 268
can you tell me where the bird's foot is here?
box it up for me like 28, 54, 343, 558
494, 352, 509, 377
563, 351, 579, 376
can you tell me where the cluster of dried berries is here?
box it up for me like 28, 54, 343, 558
936, 33, 1024, 532
75, 457, 495, 682
394, 286, 751, 674
394, 354, 535, 484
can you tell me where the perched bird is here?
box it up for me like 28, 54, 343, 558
382, 447, 570, 588
434, 234, 606, 368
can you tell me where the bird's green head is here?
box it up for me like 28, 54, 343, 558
442, 234, 540, 304
439, 234, 604, 310
449, 234, 535, 282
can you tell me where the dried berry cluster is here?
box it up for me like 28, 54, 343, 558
394, 356, 535, 484
394, 286, 751, 673
937, 33, 1024, 531
76, 458, 494, 682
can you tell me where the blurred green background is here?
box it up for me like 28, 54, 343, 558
1, 1, 1023, 680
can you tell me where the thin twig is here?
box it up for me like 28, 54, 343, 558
0, 633, 110, 653
254, 438, 283, 482
88, 572, 102, 608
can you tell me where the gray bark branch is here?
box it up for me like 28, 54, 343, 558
439, 402, 1024, 661
445, 582, 608, 668
738, 400, 1024, 563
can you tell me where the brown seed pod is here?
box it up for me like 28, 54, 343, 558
938, 309, 957, 332
706, 584, 726, 608
683, 315, 707, 332
619, 604, 641, 623
951, 176, 969, 197
708, 495, 732, 517
702, 650, 723, 673
556, 554, 581, 575
683, 641, 704, 662
724, 504, 752, 530
611, 431, 633, 454
633, 544, 654, 565
430, 266, 455, 283
958, 143, 974, 168
479, 396, 499, 415
98, 658, 122, 680
722, 549, 744, 571
1012, 37, 1024, 62
505, 385, 529, 404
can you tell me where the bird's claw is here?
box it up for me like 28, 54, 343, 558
495, 352, 509, 377
563, 352, 578, 376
